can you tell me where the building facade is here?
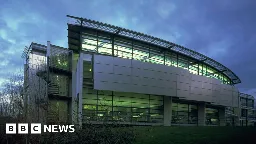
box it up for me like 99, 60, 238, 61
239, 93, 256, 126
23, 15, 255, 127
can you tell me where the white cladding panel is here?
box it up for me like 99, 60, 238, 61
93, 54, 238, 107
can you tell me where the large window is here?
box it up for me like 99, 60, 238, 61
241, 109, 247, 117
248, 109, 255, 119
81, 31, 232, 85
189, 105, 198, 124
247, 99, 254, 108
205, 107, 219, 125
172, 102, 198, 125
240, 97, 247, 107
82, 88, 164, 124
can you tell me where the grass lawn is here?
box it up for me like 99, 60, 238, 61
133, 126, 256, 144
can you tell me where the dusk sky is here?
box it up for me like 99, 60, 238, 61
0, 0, 255, 97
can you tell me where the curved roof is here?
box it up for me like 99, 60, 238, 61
67, 15, 241, 84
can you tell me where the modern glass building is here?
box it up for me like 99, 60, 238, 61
23, 15, 255, 127
239, 93, 256, 126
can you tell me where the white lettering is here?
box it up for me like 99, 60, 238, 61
44, 125, 51, 132
68, 125, 75, 133
59, 125, 69, 132
52, 125, 58, 132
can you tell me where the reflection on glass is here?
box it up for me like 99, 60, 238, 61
82, 88, 164, 123
81, 31, 232, 84
205, 108, 219, 125
172, 102, 198, 124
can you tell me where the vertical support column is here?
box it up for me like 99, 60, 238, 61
198, 103, 206, 126
46, 41, 51, 125
219, 107, 226, 126
234, 107, 240, 126
164, 96, 172, 126
71, 53, 78, 125
78, 53, 84, 128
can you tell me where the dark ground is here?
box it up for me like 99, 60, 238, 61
134, 126, 256, 144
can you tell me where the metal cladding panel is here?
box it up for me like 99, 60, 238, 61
93, 55, 178, 96
114, 65, 131, 76
211, 78, 221, 85
94, 54, 113, 65
92, 54, 238, 107
94, 63, 114, 73
94, 72, 113, 82
232, 86, 239, 108
113, 57, 132, 67
177, 75, 191, 84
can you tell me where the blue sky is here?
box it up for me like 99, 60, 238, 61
0, 0, 255, 97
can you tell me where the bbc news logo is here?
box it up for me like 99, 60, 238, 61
6, 123, 75, 134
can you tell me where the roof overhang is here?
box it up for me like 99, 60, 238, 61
67, 15, 241, 84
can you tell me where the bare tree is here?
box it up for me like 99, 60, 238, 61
0, 73, 24, 118
0, 73, 26, 144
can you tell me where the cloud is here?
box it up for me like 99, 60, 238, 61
156, 1, 176, 19
0, 0, 255, 92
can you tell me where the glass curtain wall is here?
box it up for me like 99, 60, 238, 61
225, 107, 235, 126
247, 99, 254, 108
240, 97, 247, 107
81, 31, 231, 84
205, 107, 219, 125
82, 89, 164, 123
248, 109, 254, 116
171, 102, 198, 125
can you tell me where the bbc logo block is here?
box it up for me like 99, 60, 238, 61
31, 123, 41, 134
6, 123, 16, 134
18, 123, 28, 134
6, 123, 75, 134
6, 123, 41, 134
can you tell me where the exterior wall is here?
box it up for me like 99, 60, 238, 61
25, 51, 48, 124
76, 53, 87, 127
25, 43, 74, 125
93, 54, 238, 108
26, 43, 245, 127
71, 53, 80, 125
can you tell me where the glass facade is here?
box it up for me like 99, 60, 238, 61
240, 97, 247, 107
248, 109, 255, 119
81, 54, 225, 126
82, 88, 164, 123
241, 109, 247, 117
240, 120, 247, 126
171, 102, 198, 125
248, 99, 254, 108
80, 31, 231, 84
239, 95, 255, 126
205, 107, 219, 125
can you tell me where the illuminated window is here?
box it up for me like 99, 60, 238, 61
80, 32, 232, 84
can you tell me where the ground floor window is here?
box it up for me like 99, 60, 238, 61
205, 107, 219, 125
171, 102, 198, 125
226, 117, 235, 126
82, 88, 164, 123
240, 120, 247, 126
